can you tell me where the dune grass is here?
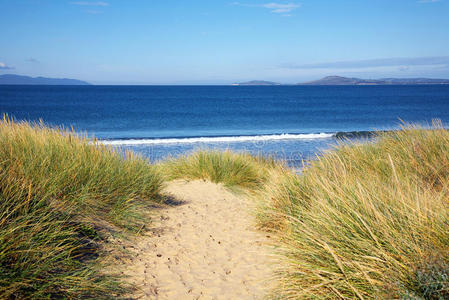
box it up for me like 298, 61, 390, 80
0, 116, 164, 298
3, 115, 449, 299
257, 123, 449, 299
161, 150, 275, 191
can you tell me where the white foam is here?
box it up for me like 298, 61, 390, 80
98, 133, 335, 146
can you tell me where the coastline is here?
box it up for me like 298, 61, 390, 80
98, 129, 385, 145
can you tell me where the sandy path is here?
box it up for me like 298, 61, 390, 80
123, 180, 274, 299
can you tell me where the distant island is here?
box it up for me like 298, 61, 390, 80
0, 74, 91, 85
299, 76, 449, 85
298, 76, 449, 85
233, 76, 449, 86
300, 76, 381, 85
232, 80, 281, 86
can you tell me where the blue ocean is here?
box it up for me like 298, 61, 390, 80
1, 85, 449, 167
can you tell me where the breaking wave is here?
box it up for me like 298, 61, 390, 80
98, 132, 336, 146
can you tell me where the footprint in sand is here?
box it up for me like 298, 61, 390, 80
121, 180, 274, 300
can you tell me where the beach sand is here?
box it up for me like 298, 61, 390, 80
120, 180, 274, 299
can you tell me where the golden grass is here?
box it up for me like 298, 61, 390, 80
258, 122, 449, 299
0, 116, 164, 298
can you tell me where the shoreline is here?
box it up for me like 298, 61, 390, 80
97, 129, 390, 145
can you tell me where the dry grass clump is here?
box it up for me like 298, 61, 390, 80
260, 122, 449, 299
161, 150, 275, 191
0, 116, 164, 298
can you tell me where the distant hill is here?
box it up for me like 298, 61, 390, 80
0, 74, 91, 85
380, 78, 449, 84
233, 80, 281, 86
299, 76, 449, 85
300, 76, 382, 85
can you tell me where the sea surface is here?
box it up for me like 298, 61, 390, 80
1, 85, 449, 168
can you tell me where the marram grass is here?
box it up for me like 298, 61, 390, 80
0, 116, 164, 298
3, 115, 449, 299
161, 150, 276, 191
257, 123, 449, 299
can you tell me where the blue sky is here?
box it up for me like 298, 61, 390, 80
0, 0, 448, 84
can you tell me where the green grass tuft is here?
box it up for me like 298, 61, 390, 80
161, 150, 275, 191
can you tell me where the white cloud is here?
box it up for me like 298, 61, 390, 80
0, 62, 13, 70
281, 56, 449, 70
232, 2, 301, 14
262, 3, 301, 13
70, 1, 109, 6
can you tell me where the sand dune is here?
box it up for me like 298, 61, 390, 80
122, 180, 274, 299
